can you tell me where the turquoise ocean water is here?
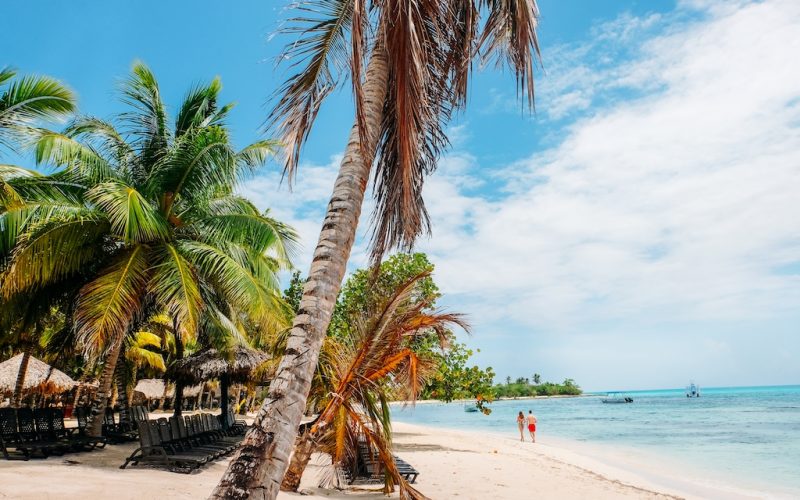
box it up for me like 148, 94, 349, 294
392, 385, 800, 497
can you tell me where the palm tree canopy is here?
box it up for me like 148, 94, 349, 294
270, 0, 541, 259
0, 62, 298, 361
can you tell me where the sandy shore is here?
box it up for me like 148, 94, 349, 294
0, 420, 757, 499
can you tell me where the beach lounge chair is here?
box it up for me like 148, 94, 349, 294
0, 408, 29, 460
223, 408, 248, 435
13, 408, 66, 458
120, 420, 207, 473
102, 407, 137, 443
351, 439, 419, 485
169, 416, 231, 457
154, 418, 219, 461
47, 408, 106, 451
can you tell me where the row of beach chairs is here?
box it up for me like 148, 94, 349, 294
0, 407, 106, 460
338, 439, 419, 485
101, 405, 150, 443
120, 413, 247, 473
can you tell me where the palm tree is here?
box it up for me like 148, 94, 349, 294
0, 68, 75, 403
213, 1, 541, 497
0, 62, 297, 435
280, 272, 466, 498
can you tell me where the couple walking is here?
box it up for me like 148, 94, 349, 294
517, 410, 537, 442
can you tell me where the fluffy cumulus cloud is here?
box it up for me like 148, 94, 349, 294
243, 0, 800, 389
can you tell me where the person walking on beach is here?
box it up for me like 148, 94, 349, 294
516, 411, 525, 441
527, 410, 537, 443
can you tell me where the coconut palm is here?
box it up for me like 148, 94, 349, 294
0, 68, 75, 401
0, 62, 297, 435
279, 272, 466, 498
213, 1, 541, 497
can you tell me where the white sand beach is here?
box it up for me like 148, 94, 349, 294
0, 420, 763, 500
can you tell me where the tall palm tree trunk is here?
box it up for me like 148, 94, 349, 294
11, 348, 32, 407
173, 320, 185, 417
114, 354, 130, 427
211, 44, 390, 500
86, 339, 124, 437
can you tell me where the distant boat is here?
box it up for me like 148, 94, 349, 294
686, 382, 700, 398
463, 402, 479, 412
601, 392, 633, 404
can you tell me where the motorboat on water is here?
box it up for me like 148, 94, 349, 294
463, 402, 479, 412
686, 382, 700, 397
601, 392, 633, 404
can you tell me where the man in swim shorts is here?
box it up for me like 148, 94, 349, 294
527, 410, 537, 443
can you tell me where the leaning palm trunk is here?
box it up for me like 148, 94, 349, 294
86, 339, 123, 437
11, 348, 31, 407
211, 45, 390, 500
281, 431, 315, 492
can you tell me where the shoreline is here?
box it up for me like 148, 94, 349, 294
0, 415, 781, 499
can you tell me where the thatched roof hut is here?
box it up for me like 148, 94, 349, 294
133, 379, 204, 400
169, 345, 269, 385
133, 378, 168, 399
169, 345, 269, 428
0, 354, 76, 395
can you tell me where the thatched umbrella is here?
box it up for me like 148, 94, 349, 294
169, 345, 269, 427
133, 378, 169, 400
0, 354, 76, 397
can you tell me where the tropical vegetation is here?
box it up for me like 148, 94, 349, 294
494, 377, 582, 398
0, 63, 296, 435
214, 2, 541, 492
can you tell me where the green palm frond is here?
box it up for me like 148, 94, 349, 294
203, 304, 250, 350
179, 241, 290, 332
0, 73, 75, 121
64, 116, 134, 169
86, 181, 168, 243
149, 243, 202, 340
1, 213, 109, 295
0, 70, 75, 153
175, 77, 222, 137
33, 130, 115, 182
236, 139, 280, 173
125, 330, 167, 371
74, 245, 150, 356
155, 126, 237, 217
193, 207, 298, 264
0, 68, 15, 87
119, 61, 170, 167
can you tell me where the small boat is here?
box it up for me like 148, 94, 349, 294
686, 382, 700, 398
463, 402, 479, 412
601, 392, 633, 404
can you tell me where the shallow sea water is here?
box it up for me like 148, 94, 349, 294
392, 385, 800, 497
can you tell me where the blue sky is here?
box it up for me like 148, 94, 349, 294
3, 0, 799, 390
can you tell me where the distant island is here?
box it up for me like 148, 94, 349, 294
494, 376, 582, 398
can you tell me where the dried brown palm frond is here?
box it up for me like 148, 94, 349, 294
284, 272, 468, 497
269, 0, 541, 261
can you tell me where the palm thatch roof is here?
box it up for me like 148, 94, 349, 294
169, 345, 269, 385
183, 384, 203, 398
134, 378, 168, 399
133, 379, 204, 399
0, 354, 76, 395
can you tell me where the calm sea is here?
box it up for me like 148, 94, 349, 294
392, 385, 800, 497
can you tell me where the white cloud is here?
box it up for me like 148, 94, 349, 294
241, 0, 800, 389
416, 0, 800, 386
